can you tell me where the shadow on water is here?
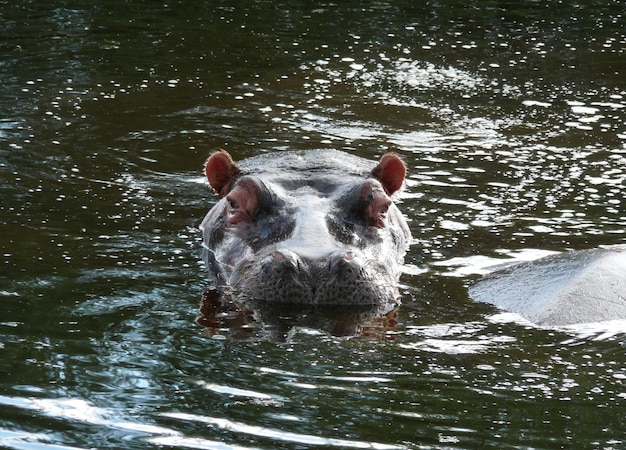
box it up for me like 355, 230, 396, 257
197, 288, 401, 343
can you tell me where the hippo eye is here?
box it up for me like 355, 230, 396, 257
366, 199, 391, 228
225, 181, 257, 225
357, 182, 392, 229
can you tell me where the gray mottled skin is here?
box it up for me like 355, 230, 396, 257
200, 150, 411, 306
469, 245, 626, 326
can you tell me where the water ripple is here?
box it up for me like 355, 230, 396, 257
161, 412, 404, 449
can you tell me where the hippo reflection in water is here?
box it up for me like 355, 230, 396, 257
199, 150, 411, 321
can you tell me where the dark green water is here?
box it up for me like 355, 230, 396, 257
1, 1, 625, 448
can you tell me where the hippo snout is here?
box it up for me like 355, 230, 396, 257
266, 249, 357, 278
231, 248, 397, 306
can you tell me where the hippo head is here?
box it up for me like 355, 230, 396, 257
200, 149, 411, 306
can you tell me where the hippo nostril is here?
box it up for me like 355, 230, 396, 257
272, 250, 287, 262
329, 252, 360, 278
269, 249, 302, 273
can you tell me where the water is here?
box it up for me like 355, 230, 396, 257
1, 1, 625, 448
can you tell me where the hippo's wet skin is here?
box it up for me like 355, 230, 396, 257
469, 245, 626, 326
200, 149, 411, 307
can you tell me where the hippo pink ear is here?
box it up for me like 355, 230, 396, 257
371, 153, 407, 195
205, 150, 240, 196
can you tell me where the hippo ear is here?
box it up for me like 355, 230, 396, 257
371, 153, 407, 195
205, 149, 240, 196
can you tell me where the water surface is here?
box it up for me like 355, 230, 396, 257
1, 1, 625, 449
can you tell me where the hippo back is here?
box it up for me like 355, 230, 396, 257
469, 245, 626, 326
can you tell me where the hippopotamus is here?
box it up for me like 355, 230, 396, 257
468, 245, 626, 326
200, 149, 411, 307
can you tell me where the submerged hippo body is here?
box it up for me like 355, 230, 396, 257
469, 245, 626, 326
200, 149, 411, 306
